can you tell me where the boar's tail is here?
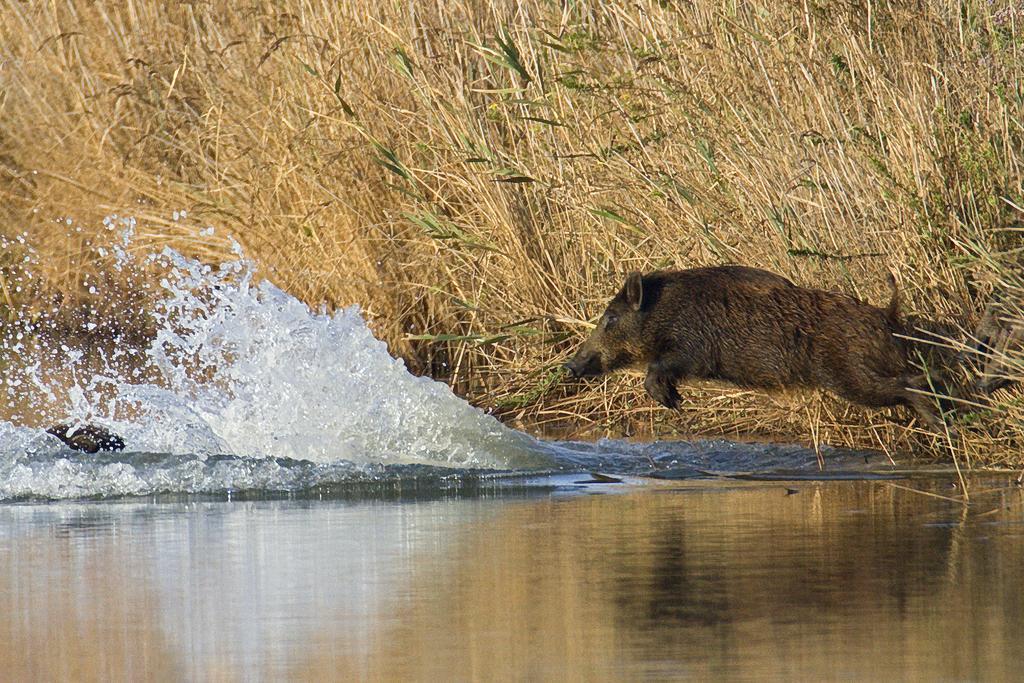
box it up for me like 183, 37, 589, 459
884, 272, 901, 327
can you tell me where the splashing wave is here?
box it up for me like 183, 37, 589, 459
0, 218, 550, 499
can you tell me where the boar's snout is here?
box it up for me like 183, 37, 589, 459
564, 349, 603, 379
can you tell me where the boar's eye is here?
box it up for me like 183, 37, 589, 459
605, 313, 619, 327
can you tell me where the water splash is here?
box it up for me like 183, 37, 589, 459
114, 245, 538, 466
0, 217, 549, 498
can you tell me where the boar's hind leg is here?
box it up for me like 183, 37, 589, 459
898, 378, 957, 437
850, 375, 953, 437
644, 360, 687, 409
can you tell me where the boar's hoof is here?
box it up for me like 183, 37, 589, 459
644, 371, 681, 410
47, 423, 126, 454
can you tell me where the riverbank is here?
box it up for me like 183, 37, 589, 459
0, 1, 1021, 462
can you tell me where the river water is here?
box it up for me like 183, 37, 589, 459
2, 471, 1022, 681
2, 221, 1022, 679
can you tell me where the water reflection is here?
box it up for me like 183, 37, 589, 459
2, 479, 1023, 680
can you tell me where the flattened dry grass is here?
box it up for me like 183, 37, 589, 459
0, 0, 1021, 463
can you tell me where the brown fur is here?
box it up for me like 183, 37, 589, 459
564, 265, 947, 433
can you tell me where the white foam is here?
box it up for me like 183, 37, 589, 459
0, 218, 548, 498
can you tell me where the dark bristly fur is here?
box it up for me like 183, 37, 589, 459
564, 265, 948, 433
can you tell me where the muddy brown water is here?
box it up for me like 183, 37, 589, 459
2, 474, 1022, 681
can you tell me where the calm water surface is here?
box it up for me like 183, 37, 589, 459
2, 474, 1023, 681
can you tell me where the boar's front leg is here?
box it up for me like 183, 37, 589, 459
644, 360, 688, 409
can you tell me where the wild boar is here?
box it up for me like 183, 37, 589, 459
564, 265, 947, 432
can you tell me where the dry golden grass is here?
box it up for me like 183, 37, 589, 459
0, 0, 1021, 462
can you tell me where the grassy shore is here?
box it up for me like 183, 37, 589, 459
0, 1, 1021, 463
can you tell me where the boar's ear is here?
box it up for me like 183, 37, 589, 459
625, 272, 643, 311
